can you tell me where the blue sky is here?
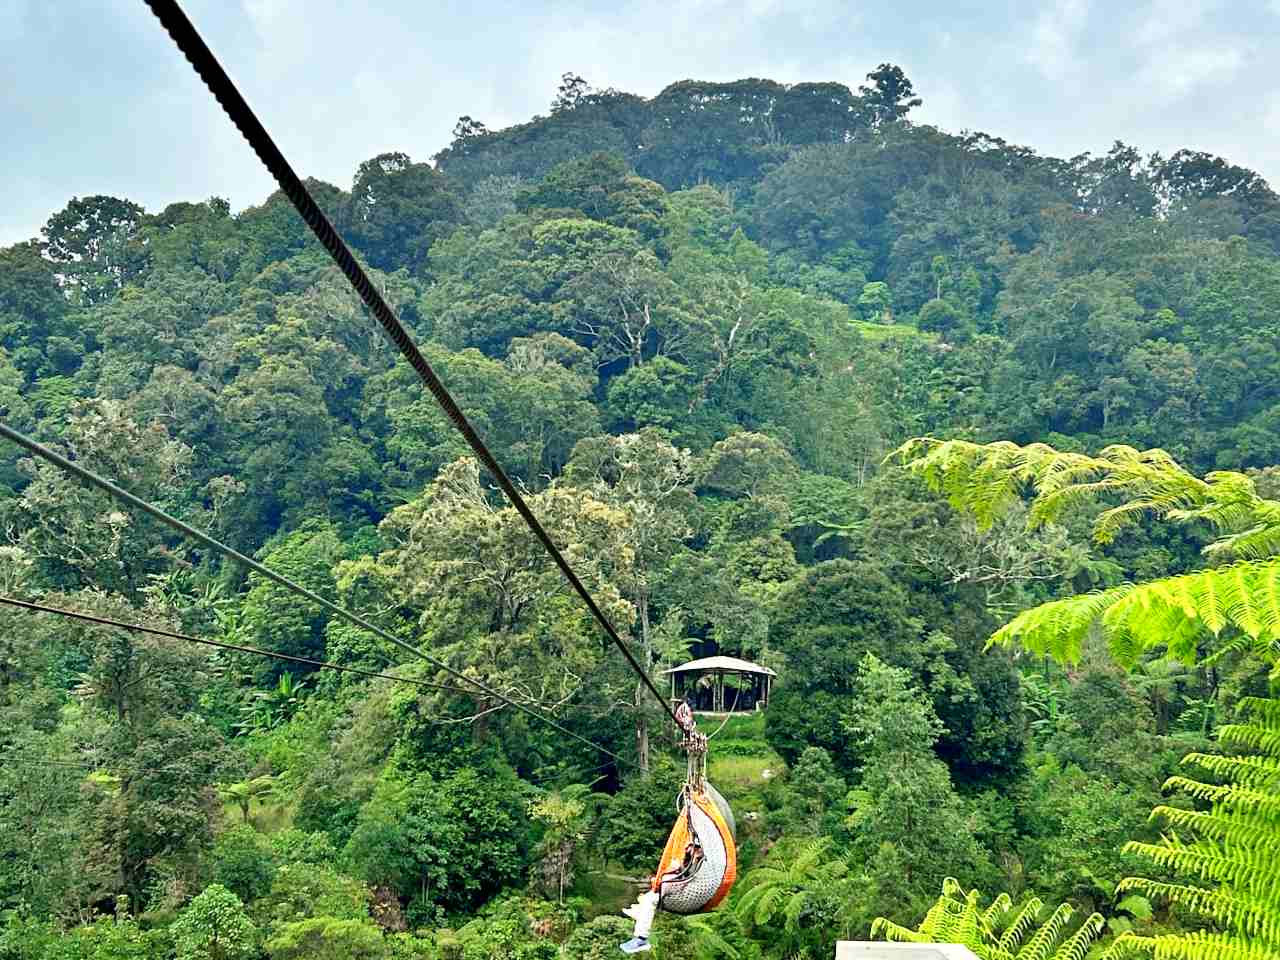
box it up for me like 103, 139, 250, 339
3, 0, 1279, 246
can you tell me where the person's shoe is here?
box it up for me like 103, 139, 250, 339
620, 936, 651, 954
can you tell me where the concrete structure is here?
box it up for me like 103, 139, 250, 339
835, 944, 980, 960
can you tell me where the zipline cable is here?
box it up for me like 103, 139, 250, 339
0, 595, 476, 698
138, 0, 678, 729
0, 422, 628, 766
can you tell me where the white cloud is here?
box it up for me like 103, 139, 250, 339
1266, 94, 1280, 136
241, 0, 295, 35
1137, 45, 1245, 99
1023, 0, 1091, 82
5, 0, 1280, 248
1134, 0, 1218, 46
1128, 0, 1247, 103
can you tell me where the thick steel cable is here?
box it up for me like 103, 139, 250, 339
139, 0, 677, 729
0, 422, 626, 765
0, 595, 474, 697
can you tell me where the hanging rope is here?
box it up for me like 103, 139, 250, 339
705, 688, 742, 740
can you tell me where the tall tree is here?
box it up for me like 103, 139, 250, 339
41, 195, 146, 304
859, 64, 923, 125
371, 456, 636, 737
845, 654, 993, 924
344, 152, 463, 274
3, 400, 193, 595
564, 430, 697, 769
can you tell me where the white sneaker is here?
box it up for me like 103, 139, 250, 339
620, 937, 651, 954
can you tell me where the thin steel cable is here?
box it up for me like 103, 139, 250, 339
139, 0, 677, 730
0, 595, 474, 697
0, 422, 627, 765
0, 756, 96, 770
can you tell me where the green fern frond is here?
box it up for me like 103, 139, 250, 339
1116, 878, 1280, 941
876, 884, 1104, 960
783, 891, 807, 933
1122, 836, 1271, 889
984, 892, 1015, 929
988, 587, 1134, 662
872, 918, 931, 944
1162, 778, 1280, 825
1181, 753, 1280, 789
1235, 697, 1280, 730
1016, 902, 1074, 960
752, 885, 785, 927
1057, 698, 1280, 960
1207, 523, 1280, 563
893, 437, 1280, 559
684, 916, 741, 960
1133, 931, 1278, 960
735, 882, 774, 925
1103, 933, 1160, 960
876, 675, 1280, 960
997, 898, 1045, 956
988, 560, 1280, 668
1149, 806, 1280, 855
1053, 912, 1105, 960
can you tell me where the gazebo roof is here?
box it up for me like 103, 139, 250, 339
661, 655, 776, 678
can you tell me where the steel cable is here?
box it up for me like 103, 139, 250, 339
138, 0, 678, 729
0, 595, 476, 697
0, 422, 627, 765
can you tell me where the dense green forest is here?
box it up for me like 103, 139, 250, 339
4, 65, 1280, 959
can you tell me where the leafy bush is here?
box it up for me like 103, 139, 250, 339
454, 897, 560, 960
265, 917, 389, 960
562, 916, 633, 960
269, 828, 337, 866
210, 825, 275, 903
595, 759, 684, 871
170, 885, 258, 960
252, 862, 371, 928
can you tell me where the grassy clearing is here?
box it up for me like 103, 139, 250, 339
704, 709, 783, 795
573, 866, 643, 918
705, 711, 766, 740
709, 754, 782, 789
220, 798, 295, 834
851, 319, 931, 341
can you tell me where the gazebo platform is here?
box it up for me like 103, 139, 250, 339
661, 655, 776, 714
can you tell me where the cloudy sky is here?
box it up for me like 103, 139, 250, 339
4, 0, 1279, 247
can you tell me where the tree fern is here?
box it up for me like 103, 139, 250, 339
1104, 697, 1280, 960
872, 880, 1105, 960
1106, 931, 1277, 960
683, 915, 741, 960
892, 438, 1280, 667
736, 838, 849, 946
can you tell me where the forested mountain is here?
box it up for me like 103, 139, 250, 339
4, 66, 1280, 960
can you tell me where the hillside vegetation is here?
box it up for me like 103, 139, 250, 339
4, 66, 1280, 959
